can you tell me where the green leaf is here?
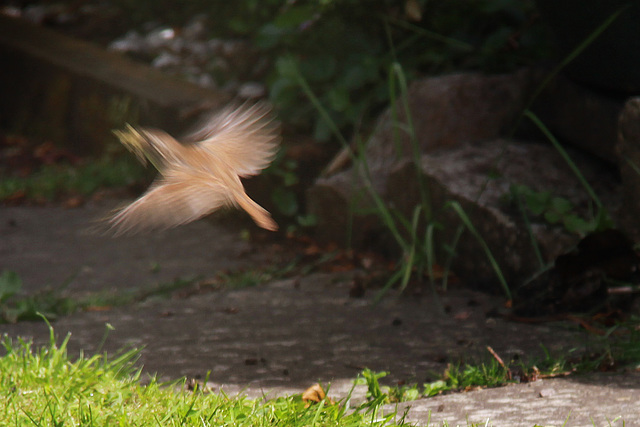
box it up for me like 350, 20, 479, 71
543, 210, 562, 224
548, 197, 573, 216
269, 77, 298, 106
0, 271, 22, 303
313, 117, 333, 142
275, 56, 300, 81
562, 214, 592, 235
254, 23, 287, 49
401, 387, 420, 401
423, 380, 448, 397
300, 55, 337, 82
524, 190, 551, 216
272, 187, 298, 217
296, 214, 317, 227
273, 4, 316, 29
327, 87, 350, 112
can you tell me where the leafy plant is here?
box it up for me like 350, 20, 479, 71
289, 53, 515, 300
358, 327, 640, 405
0, 270, 202, 324
0, 270, 77, 323
262, 0, 551, 141
444, 360, 511, 389
0, 154, 148, 203
509, 184, 606, 236
356, 369, 421, 404
522, 110, 615, 234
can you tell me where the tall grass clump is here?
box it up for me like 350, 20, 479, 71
285, 57, 448, 299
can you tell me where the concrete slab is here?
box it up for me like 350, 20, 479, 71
1, 203, 638, 426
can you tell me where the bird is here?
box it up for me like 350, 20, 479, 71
107, 102, 280, 235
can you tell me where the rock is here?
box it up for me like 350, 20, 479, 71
309, 71, 535, 247
108, 30, 145, 53
308, 71, 623, 287
183, 14, 209, 41
531, 73, 623, 164
365, 70, 535, 169
152, 51, 182, 69
616, 97, 640, 238
386, 140, 620, 286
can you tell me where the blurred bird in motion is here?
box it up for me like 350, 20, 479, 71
107, 102, 280, 234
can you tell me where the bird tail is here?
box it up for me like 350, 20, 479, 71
235, 195, 278, 231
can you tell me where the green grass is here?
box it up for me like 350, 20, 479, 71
4, 324, 630, 427
0, 270, 204, 324
0, 263, 306, 324
0, 154, 147, 203
2, 316, 637, 426
358, 324, 640, 405
0, 322, 413, 426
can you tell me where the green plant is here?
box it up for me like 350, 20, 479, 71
0, 154, 148, 202
522, 111, 614, 233
444, 360, 511, 389
1, 323, 412, 426
262, 147, 318, 230
509, 184, 607, 236
356, 369, 421, 404
262, 0, 551, 142
288, 57, 444, 298
357, 324, 640, 405
447, 201, 512, 300
0, 270, 202, 324
216, 269, 275, 289
288, 54, 515, 300
0, 270, 77, 323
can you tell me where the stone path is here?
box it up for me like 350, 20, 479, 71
1, 202, 638, 426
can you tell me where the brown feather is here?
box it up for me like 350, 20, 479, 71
108, 102, 280, 234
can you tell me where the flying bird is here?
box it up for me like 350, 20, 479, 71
107, 102, 280, 235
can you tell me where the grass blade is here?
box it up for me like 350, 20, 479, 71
448, 201, 511, 300
524, 5, 630, 112
524, 110, 602, 208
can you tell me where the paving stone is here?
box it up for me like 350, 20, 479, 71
1, 203, 638, 426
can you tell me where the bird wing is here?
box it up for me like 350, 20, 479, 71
108, 168, 233, 235
185, 102, 280, 177
114, 125, 188, 172
139, 129, 188, 169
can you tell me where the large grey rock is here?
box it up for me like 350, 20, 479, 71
308, 71, 535, 248
308, 71, 623, 286
364, 70, 535, 171
387, 140, 620, 286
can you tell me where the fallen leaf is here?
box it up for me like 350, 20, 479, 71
63, 195, 84, 208
454, 311, 471, 320
302, 383, 334, 405
85, 305, 112, 312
